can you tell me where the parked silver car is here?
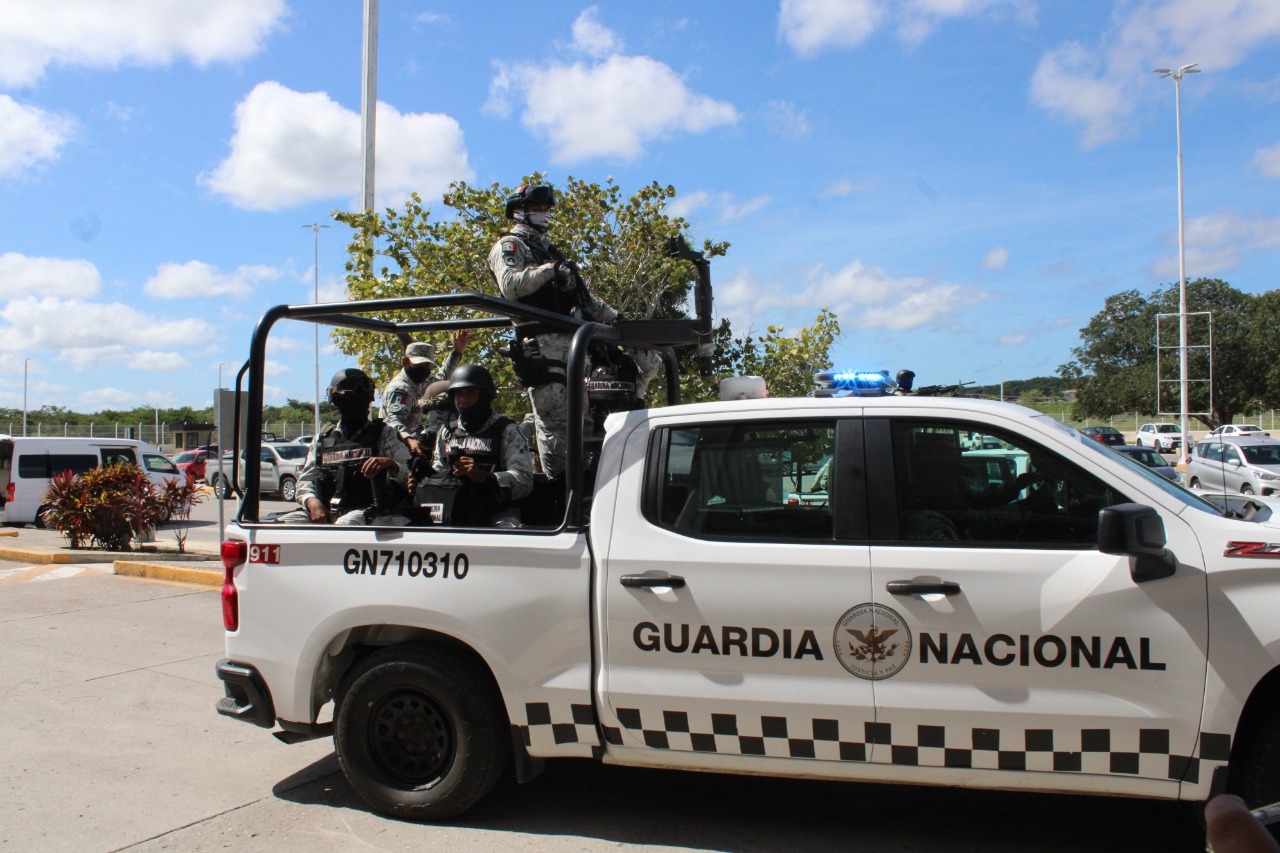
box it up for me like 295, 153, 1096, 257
1187, 437, 1280, 496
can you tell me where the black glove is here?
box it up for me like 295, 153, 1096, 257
555, 262, 576, 292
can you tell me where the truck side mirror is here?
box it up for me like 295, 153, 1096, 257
1098, 503, 1177, 583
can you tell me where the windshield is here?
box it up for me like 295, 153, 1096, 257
1241, 444, 1280, 465
174, 452, 197, 463
1156, 424, 1179, 433
273, 444, 309, 461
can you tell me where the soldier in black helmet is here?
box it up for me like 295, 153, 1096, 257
426, 364, 532, 528
287, 368, 412, 525
487, 183, 631, 480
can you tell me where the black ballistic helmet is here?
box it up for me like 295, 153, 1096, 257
504, 184, 556, 219
327, 367, 375, 402
447, 364, 497, 401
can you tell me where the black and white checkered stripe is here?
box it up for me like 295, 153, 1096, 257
519, 701, 1232, 783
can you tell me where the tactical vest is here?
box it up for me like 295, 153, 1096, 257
430, 415, 513, 525
502, 232, 579, 317
316, 418, 386, 512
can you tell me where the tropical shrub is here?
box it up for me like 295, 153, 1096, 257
42, 463, 185, 551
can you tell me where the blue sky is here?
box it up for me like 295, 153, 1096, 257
3, 0, 1279, 412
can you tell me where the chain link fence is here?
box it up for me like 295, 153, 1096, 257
0, 422, 316, 451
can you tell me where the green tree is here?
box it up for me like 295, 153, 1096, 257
332, 175, 840, 412
1060, 278, 1264, 427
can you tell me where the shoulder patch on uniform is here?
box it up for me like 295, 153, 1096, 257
500, 238, 524, 267
386, 391, 408, 413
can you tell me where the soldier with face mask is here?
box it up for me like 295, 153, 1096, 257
381, 331, 468, 457
427, 364, 532, 528
287, 368, 412, 525
489, 184, 655, 480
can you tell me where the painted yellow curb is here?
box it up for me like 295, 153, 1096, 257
113, 561, 222, 586
0, 547, 72, 564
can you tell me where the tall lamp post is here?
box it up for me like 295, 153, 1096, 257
303, 223, 330, 436
1153, 62, 1199, 465
23, 358, 31, 437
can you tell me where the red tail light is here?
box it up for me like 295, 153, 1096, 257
221, 540, 247, 631
5, 482, 13, 503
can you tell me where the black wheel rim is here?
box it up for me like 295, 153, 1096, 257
367, 688, 455, 787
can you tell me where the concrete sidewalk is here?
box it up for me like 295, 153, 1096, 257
0, 525, 222, 586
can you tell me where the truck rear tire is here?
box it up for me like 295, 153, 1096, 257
334, 646, 508, 821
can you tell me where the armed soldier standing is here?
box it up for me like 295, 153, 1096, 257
488, 184, 628, 480
381, 331, 468, 457
290, 368, 412, 525
427, 365, 533, 528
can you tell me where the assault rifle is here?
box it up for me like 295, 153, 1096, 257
913, 381, 976, 397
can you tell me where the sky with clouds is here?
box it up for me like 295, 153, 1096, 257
2, 0, 1279, 413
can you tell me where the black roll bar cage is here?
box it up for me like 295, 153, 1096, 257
232, 291, 696, 528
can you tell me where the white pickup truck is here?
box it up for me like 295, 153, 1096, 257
215, 293, 1280, 825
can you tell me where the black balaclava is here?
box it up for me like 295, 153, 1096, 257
335, 391, 373, 432
456, 393, 492, 433
404, 363, 432, 385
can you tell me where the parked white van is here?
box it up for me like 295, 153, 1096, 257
0, 436, 181, 527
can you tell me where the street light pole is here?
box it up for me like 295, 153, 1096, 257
1154, 62, 1199, 465
303, 223, 330, 436
23, 358, 30, 437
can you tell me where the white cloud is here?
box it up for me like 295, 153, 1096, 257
203, 81, 473, 211
1032, 1, 1280, 147
78, 386, 142, 410
1251, 141, 1280, 179
572, 6, 622, 58
718, 260, 988, 331
779, 0, 885, 56
486, 11, 736, 164
996, 332, 1029, 346
0, 297, 212, 370
818, 178, 873, 199
779, 0, 1027, 55
665, 190, 769, 225
0, 0, 288, 88
0, 252, 99, 299
983, 246, 1009, 270
144, 260, 280, 298
0, 96, 74, 177
807, 263, 986, 331
1148, 208, 1280, 278
1030, 43, 1129, 148
760, 99, 812, 139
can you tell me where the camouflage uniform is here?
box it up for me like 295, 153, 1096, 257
432, 410, 533, 528
381, 349, 462, 447
488, 222, 624, 479
291, 419, 413, 525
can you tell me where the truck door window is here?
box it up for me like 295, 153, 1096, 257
890, 420, 1128, 547
648, 421, 835, 541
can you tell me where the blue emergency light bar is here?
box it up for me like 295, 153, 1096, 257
813, 369, 896, 398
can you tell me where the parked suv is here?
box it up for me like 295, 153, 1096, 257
1187, 436, 1280, 496
1136, 422, 1183, 452
208, 442, 308, 501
